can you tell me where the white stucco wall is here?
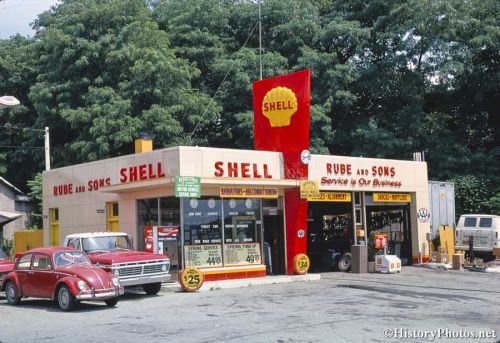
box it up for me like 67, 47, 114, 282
308, 155, 431, 261
42, 147, 431, 261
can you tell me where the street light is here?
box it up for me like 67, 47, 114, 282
0, 95, 51, 170
0, 95, 20, 109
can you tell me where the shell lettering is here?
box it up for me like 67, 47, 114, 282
262, 87, 298, 127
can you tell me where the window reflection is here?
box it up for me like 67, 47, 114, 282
223, 198, 259, 243
183, 197, 222, 245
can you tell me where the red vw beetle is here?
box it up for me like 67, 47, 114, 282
1, 247, 124, 311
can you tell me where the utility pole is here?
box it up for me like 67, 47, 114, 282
258, 0, 263, 80
44, 127, 50, 171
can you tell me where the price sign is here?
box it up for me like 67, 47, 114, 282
184, 244, 223, 268
224, 243, 262, 266
293, 254, 310, 275
180, 268, 204, 292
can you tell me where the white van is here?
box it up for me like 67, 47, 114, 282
455, 214, 500, 261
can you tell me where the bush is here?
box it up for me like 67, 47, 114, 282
2, 238, 14, 259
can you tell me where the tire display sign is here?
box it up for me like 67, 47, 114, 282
184, 244, 223, 268
180, 268, 204, 292
293, 254, 310, 275
175, 176, 201, 198
223, 243, 262, 266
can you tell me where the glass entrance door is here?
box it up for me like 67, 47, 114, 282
367, 205, 412, 265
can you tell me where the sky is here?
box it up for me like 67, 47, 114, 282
0, 0, 59, 39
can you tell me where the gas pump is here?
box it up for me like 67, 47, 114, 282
374, 233, 401, 273
144, 226, 179, 271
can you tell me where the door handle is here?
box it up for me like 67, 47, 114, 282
28, 271, 34, 275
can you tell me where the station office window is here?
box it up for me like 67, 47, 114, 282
223, 198, 259, 244
182, 197, 263, 268
183, 197, 222, 245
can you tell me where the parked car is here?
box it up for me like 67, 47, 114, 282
0, 250, 15, 286
1, 247, 124, 311
455, 214, 500, 262
64, 232, 170, 295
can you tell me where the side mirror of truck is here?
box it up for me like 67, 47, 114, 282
128, 236, 134, 250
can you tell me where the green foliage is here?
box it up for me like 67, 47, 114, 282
452, 175, 494, 218
2, 238, 14, 259
27, 173, 43, 229
0, 0, 497, 203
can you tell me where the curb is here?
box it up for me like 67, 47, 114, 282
161, 273, 321, 293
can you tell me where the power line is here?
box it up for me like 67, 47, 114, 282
0, 145, 44, 149
185, 21, 260, 146
0, 125, 44, 132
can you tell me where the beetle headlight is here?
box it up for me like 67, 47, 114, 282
77, 280, 88, 291
112, 277, 120, 287
113, 269, 120, 277
162, 264, 167, 272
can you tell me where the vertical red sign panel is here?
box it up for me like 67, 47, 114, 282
253, 70, 310, 274
253, 70, 310, 178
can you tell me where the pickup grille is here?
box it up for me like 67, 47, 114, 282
119, 266, 143, 276
143, 264, 164, 274
113, 260, 169, 279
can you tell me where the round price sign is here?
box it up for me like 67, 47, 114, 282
180, 268, 204, 292
293, 254, 310, 275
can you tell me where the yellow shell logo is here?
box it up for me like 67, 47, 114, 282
262, 87, 298, 127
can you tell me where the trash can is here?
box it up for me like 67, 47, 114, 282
351, 244, 368, 274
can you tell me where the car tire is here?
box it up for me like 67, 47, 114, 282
105, 298, 118, 307
5, 281, 21, 305
57, 285, 76, 311
142, 282, 162, 295
337, 253, 352, 272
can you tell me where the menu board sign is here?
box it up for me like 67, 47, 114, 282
223, 243, 262, 266
184, 244, 223, 268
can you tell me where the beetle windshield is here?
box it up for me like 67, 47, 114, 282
82, 236, 132, 252
54, 251, 91, 267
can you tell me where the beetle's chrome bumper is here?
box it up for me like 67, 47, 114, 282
119, 273, 171, 287
76, 287, 124, 300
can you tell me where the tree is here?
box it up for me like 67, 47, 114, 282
28, 0, 217, 164
0, 0, 497, 198
453, 175, 494, 218
27, 173, 43, 229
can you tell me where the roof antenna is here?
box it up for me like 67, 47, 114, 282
258, 0, 263, 80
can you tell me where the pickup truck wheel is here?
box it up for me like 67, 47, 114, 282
5, 281, 21, 305
142, 282, 162, 295
105, 298, 118, 307
57, 285, 76, 311
337, 253, 352, 272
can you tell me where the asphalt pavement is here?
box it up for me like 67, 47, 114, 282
1, 267, 499, 343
